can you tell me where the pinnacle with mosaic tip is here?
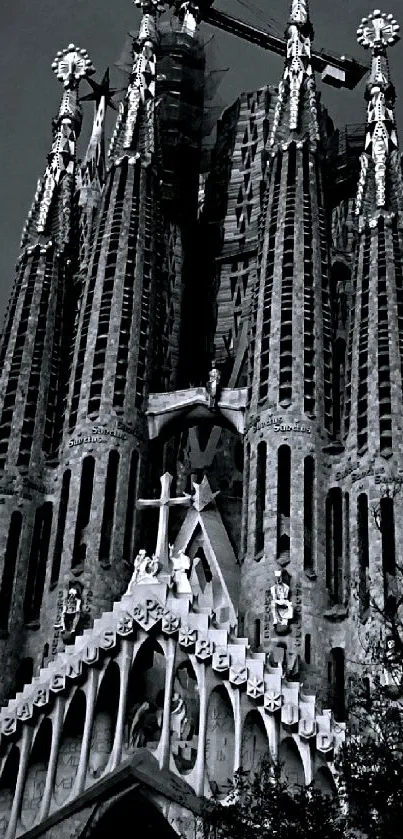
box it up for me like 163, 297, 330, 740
357, 9, 400, 50
133, 0, 165, 12
51, 44, 95, 88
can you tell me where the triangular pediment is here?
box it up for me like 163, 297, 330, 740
170, 479, 240, 627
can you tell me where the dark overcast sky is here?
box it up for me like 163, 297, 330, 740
1, 0, 402, 319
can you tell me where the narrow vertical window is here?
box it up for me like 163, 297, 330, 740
99, 451, 120, 564
123, 449, 139, 560
255, 442, 266, 555
15, 658, 34, 692
304, 634, 311, 665
242, 442, 250, 557
325, 488, 343, 603
50, 470, 71, 587
24, 502, 53, 624
344, 492, 350, 598
333, 339, 346, 438
357, 493, 370, 615
304, 456, 314, 571
72, 456, 95, 569
254, 619, 261, 649
0, 511, 23, 630
329, 648, 345, 721
380, 497, 396, 608
277, 445, 291, 561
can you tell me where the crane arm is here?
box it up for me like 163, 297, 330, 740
203, 6, 369, 90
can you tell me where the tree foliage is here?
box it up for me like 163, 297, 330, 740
203, 761, 345, 839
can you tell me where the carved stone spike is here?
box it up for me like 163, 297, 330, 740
179, 626, 197, 649
299, 716, 317, 738
264, 689, 282, 713
195, 638, 213, 661
316, 731, 334, 753
212, 649, 230, 672
116, 612, 134, 636
162, 610, 180, 635
1, 714, 17, 736
247, 676, 265, 700
281, 702, 299, 727
229, 663, 248, 687
16, 700, 33, 722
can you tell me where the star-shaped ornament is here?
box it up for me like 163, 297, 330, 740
192, 476, 219, 512
80, 68, 120, 110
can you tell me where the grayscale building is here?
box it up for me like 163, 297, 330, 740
0, 2, 401, 837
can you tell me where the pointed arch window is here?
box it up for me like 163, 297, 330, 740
72, 456, 95, 569
325, 488, 343, 604
304, 455, 315, 571
0, 511, 23, 631
99, 450, 120, 564
24, 502, 53, 624
380, 496, 396, 609
357, 493, 370, 615
277, 445, 291, 562
50, 469, 71, 588
123, 449, 139, 561
255, 442, 266, 555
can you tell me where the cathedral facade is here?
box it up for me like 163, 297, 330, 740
0, 1, 401, 837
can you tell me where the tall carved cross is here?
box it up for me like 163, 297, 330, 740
136, 472, 192, 567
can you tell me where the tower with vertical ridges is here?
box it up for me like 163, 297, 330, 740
241, 0, 334, 680
43, 1, 165, 637
2, 1, 403, 816
338, 10, 403, 666
0, 44, 94, 697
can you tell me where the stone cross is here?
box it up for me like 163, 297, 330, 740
137, 473, 191, 567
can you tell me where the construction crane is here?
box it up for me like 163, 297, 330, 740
202, 5, 369, 90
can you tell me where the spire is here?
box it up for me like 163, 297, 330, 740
355, 9, 401, 218
108, 0, 162, 164
269, 0, 319, 150
21, 44, 95, 249
77, 70, 118, 267
79, 70, 117, 200
169, 1, 213, 35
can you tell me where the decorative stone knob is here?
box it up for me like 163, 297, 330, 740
133, 0, 165, 11
51, 44, 95, 87
357, 10, 400, 50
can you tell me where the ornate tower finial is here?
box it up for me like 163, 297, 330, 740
355, 10, 400, 215
169, 1, 213, 34
33, 45, 95, 238
51, 43, 95, 88
269, 0, 318, 148
78, 70, 118, 264
289, 0, 310, 25
112, 0, 162, 155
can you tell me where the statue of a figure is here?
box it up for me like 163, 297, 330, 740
128, 700, 163, 748
381, 636, 403, 697
126, 549, 159, 593
170, 691, 193, 740
169, 546, 192, 595
271, 570, 293, 632
54, 584, 82, 636
206, 362, 221, 409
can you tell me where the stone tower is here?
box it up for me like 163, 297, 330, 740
337, 10, 403, 672
0, 3, 402, 837
0, 0, 207, 695
0, 44, 95, 697
240, 0, 333, 686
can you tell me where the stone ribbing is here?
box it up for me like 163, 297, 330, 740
343, 215, 403, 461
240, 1, 334, 678
248, 141, 332, 425
208, 87, 273, 377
